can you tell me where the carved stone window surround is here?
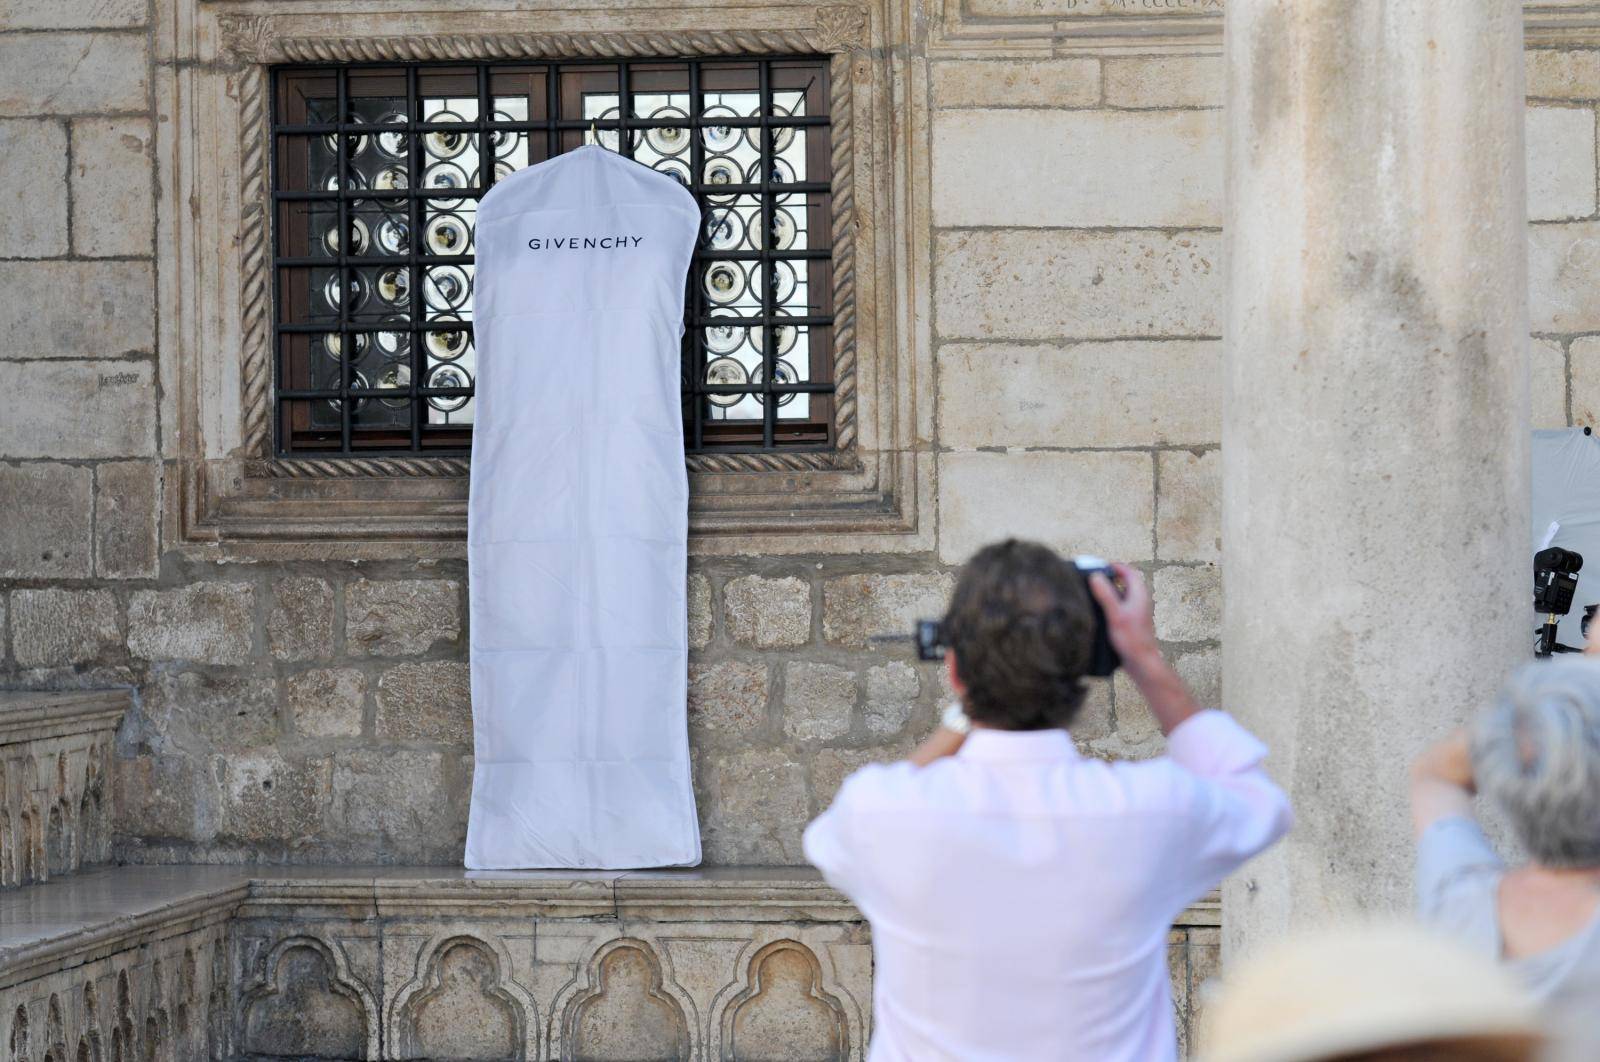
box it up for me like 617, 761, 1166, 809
166, 1, 931, 559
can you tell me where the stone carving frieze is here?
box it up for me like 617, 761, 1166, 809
0, 924, 229, 1062
719, 940, 851, 1061
220, 917, 868, 1059
386, 933, 539, 1060
236, 934, 380, 1060
562, 939, 694, 1061
214, 12, 271, 64
0, 693, 125, 889
3, 873, 1223, 1059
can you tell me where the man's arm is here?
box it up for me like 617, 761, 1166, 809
802, 768, 886, 903
1409, 728, 1476, 838
1409, 729, 1506, 922
906, 723, 965, 767
1091, 564, 1293, 883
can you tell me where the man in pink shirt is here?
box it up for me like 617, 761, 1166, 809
803, 540, 1292, 1061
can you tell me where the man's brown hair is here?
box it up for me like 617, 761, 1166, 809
940, 539, 1095, 731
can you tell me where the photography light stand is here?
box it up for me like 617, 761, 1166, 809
1535, 615, 1583, 658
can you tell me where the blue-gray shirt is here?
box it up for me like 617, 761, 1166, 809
1417, 816, 1600, 1049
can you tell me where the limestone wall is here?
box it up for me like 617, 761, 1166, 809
0, 0, 1589, 866
1528, 50, 1600, 423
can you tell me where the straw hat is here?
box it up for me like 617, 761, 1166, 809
1198, 923, 1546, 1062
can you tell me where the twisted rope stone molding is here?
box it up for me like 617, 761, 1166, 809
249, 454, 474, 479
236, 62, 272, 471
221, 10, 868, 479
217, 10, 869, 64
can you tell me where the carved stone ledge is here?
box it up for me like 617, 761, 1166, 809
0, 691, 129, 891
191, 449, 922, 565
0, 866, 248, 990
0, 919, 234, 1062
3, 866, 1222, 1059
613, 868, 864, 922
0, 691, 128, 747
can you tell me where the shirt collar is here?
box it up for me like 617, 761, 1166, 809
956, 727, 1081, 763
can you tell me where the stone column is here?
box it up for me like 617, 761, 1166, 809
1222, 0, 1531, 957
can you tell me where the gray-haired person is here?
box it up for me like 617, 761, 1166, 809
1410, 657, 1600, 1047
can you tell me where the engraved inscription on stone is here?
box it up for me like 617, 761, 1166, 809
1054, 0, 1222, 10
966, 0, 1223, 18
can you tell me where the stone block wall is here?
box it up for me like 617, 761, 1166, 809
1527, 49, 1600, 426
0, 1, 1593, 866
0, 0, 159, 590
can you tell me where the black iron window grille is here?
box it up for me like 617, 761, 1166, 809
270, 58, 835, 457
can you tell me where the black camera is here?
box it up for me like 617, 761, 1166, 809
914, 556, 1123, 677
914, 619, 946, 662
1534, 547, 1583, 616
1534, 547, 1585, 658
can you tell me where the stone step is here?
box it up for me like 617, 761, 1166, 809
0, 689, 128, 889
0, 865, 1220, 1060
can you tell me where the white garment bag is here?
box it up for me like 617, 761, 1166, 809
465, 144, 702, 869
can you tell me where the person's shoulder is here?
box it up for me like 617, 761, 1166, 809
1417, 816, 1505, 905
828, 759, 973, 821
832, 760, 923, 807
1094, 755, 1218, 813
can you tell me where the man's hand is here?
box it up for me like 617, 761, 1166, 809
1088, 563, 1202, 737
908, 724, 967, 767
1088, 563, 1160, 673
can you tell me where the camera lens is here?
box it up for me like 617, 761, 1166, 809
1536, 547, 1584, 574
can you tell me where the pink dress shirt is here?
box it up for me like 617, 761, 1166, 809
802, 709, 1292, 1061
